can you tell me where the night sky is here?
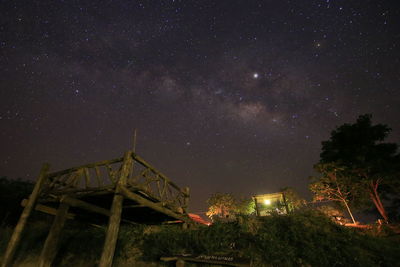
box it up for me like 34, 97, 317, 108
1, 1, 399, 213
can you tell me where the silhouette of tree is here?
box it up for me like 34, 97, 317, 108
319, 114, 400, 222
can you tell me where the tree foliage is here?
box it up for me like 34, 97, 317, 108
142, 210, 400, 266
318, 114, 400, 222
310, 163, 358, 223
206, 193, 254, 219
280, 187, 306, 211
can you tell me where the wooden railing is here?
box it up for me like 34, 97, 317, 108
40, 152, 189, 212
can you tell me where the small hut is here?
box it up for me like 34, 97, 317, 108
253, 192, 289, 216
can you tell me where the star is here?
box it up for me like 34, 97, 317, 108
1, 0, 398, 218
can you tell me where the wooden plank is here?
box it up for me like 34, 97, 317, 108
160, 255, 250, 267
21, 199, 75, 219
38, 201, 69, 267
62, 196, 111, 217
1, 163, 50, 267
95, 166, 103, 187
120, 186, 191, 224
83, 167, 90, 188
99, 151, 132, 267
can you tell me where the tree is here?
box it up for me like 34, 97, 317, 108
280, 187, 306, 211
319, 114, 400, 222
206, 193, 255, 220
206, 193, 236, 219
310, 163, 358, 224
235, 196, 256, 215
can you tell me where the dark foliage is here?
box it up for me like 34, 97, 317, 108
0, 176, 33, 225
1, 211, 399, 266
142, 210, 400, 266
318, 114, 400, 221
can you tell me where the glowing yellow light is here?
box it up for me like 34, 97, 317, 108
264, 199, 271, 205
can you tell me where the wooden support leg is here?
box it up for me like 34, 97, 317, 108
99, 193, 124, 267
1, 163, 50, 267
38, 201, 70, 267
99, 151, 132, 267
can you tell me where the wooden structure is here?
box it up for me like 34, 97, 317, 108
161, 254, 250, 267
1, 150, 191, 267
253, 192, 289, 216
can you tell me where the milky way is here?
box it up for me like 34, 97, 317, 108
1, 1, 399, 212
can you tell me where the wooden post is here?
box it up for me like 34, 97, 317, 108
181, 187, 190, 229
38, 199, 70, 267
1, 163, 50, 267
99, 151, 132, 267
183, 187, 190, 211
253, 197, 260, 217
282, 192, 290, 214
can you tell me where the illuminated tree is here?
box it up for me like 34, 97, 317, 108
310, 163, 357, 224
235, 196, 256, 215
206, 193, 236, 219
319, 114, 400, 222
206, 193, 255, 219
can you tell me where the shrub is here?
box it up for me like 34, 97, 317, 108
1, 210, 399, 266
142, 210, 400, 266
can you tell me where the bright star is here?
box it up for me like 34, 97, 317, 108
253, 73, 259, 79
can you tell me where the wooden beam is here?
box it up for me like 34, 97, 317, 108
21, 199, 75, 219
47, 157, 124, 179
1, 163, 50, 267
120, 186, 191, 224
38, 201, 69, 267
99, 151, 132, 267
48, 184, 115, 195
123, 204, 145, 208
62, 196, 111, 217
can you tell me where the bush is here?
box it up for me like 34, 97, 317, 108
1, 210, 399, 266
142, 210, 400, 266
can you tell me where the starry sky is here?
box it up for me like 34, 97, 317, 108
1, 0, 399, 213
